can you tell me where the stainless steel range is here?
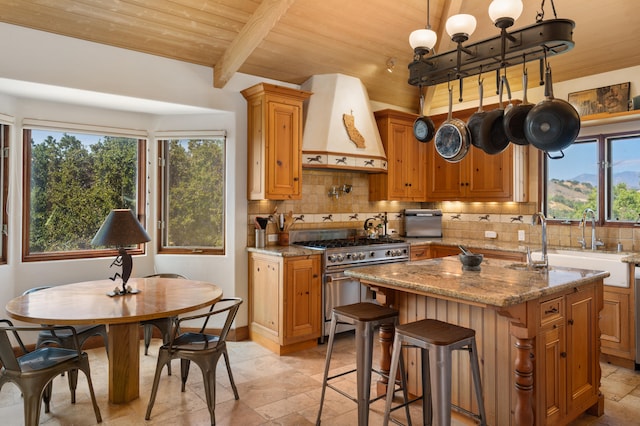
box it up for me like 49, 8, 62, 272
290, 228, 409, 339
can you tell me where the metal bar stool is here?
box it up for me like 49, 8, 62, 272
383, 319, 487, 426
316, 302, 411, 426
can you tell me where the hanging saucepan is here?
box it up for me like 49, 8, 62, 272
434, 83, 470, 163
477, 75, 510, 155
503, 67, 533, 145
467, 76, 488, 149
413, 89, 435, 143
524, 64, 580, 154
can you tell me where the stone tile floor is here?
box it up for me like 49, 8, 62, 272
0, 332, 639, 425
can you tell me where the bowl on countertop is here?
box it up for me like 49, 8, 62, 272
458, 253, 483, 271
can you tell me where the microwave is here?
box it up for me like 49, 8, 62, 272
403, 209, 443, 238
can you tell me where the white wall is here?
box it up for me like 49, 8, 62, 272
0, 22, 286, 328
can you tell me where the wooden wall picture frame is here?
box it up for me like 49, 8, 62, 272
568, 82, 630, 116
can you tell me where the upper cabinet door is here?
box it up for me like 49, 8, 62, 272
370, 109, 427, 202
267, 98, 302, 199
242, 83, 311, 200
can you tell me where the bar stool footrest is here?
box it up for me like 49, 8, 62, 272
452, 403, 483, 422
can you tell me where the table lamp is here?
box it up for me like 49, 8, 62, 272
92, 208, 151, 296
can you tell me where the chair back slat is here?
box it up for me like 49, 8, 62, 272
0, 320, 24, 371
199, 298, 242, 337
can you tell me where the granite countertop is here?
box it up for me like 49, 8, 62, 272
247, 245, 322, 257
408, 237, 640, 262
248, 237, 639, 263
405, 237, 528, 254
621, 253, 640, 264
345, 256, 610, 308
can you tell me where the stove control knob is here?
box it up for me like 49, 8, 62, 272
328, 254, 337, 262
336, 254, 344, 262
358, 252, 366, 260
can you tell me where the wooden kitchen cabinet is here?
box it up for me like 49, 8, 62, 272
411, 243, 526, 262
600, 263, 636, 367
409, 244, 430, 260
241, 83, 311, 200
248, 252, 321, 355
369, 109, 428, 201
537, 284, 600, 425
426, 106, 514, 201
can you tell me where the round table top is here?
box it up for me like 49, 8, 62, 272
5, 277, 223, 325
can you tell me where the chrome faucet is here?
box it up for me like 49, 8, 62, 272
579, 208, 604, 250
528, 212, 548, 268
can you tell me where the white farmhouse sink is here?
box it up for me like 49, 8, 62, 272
544, 250, 629, 288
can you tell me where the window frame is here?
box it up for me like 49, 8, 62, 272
156, 134, 226, 255
0, 124, 9, 264
540, 129, 640, 228
22, 127, 147, 262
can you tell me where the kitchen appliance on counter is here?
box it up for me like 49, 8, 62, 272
403, 209, 443, 238
290, 228, 409, 340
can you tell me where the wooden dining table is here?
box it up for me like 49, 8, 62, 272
5, 277, 223, 404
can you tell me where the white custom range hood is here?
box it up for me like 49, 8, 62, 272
301, 74, 387, 172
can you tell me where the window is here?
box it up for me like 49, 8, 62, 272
158, 134, 226, 254
544, 131, 640, 224
0, 124, 8, 264
23, 126, 146, 261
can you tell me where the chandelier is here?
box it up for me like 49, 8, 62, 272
408, 0, 575, 87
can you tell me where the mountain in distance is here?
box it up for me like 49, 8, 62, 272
571, 171, 640, 189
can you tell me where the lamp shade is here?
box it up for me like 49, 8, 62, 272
445, 14, 477, 39
488, 0, 523, 24
91, 209, 150, 247
409, 28, 438, 51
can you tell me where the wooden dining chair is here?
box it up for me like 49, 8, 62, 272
145, 297, 242, 426
0, 319, 102, 426
22, 286, 109, 355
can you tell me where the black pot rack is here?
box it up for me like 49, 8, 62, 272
408, 19, 575, 88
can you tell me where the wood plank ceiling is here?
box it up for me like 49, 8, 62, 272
0, 0, 638, 114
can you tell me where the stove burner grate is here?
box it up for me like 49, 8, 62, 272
296, 237, 404, 249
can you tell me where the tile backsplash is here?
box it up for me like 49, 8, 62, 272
247, 169, 639, 251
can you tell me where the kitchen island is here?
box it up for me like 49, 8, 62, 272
346, 256, 608, 426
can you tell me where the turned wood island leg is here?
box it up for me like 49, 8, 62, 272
370, 285, 396, 396
108, 322, 140, 403
514, 337, 535, 425
376, 323, 394, 395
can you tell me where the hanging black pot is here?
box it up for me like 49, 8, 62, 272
503, 68, 533, 145
476, 75, 510, 155
524, 65, 580, 153
467, 78, 488, 149
413, 91, 435, 143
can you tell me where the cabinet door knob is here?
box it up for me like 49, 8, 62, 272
568, 319, 574, 325
560, 352, 567, 358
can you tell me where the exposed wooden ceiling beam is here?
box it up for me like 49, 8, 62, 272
213, 0, 296, 88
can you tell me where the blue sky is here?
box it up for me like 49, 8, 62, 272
549, 137, 640, 180
31, 129, 104, 146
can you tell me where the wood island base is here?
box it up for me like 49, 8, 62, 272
366, 281, 604, 426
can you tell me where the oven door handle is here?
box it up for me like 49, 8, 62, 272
325, 274, 353, 283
